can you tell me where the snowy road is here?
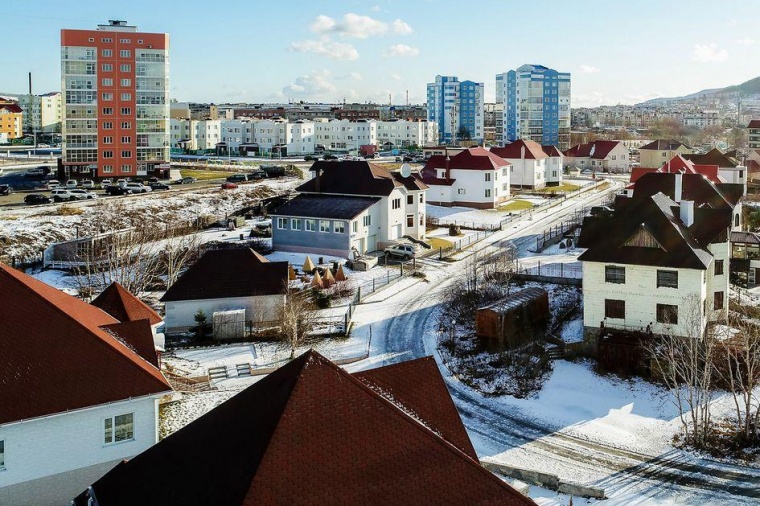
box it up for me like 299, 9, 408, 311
352, 180, 760, 505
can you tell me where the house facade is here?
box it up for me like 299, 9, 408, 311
272, 161, 427, 257
490, 140, 562, 188
748, 119, 760, 150
579, 172, 740, 340
0, 264, 171, 506
638, 139, 692, 168
420, 147, 509, 208
563, 140, 630, 173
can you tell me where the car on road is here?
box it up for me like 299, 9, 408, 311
24, 193, 52, 205
37, 143, 50, 148
304, 155, 319, 161
384, 243, 418, 260
80, 179, 95, 189
226, 174, 247, 183
69, 189, 97, 200
221, 182, 238, 189
125, 182, 151, 193
0, 184, 11, 196
149, 182, 170, 190
105, 185, 132, 196
323, 153, 338, 160
50, 189, 74, 202
65, 180, 78, 189
47, 179, 60, 189
100, 179, 112, 189
173, 176, 197, 185
116, 178, 128, 187
246, 170, 267, 180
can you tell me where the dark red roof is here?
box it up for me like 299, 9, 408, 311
74, 351, 536, 506
298, 161, 403, 196
564, 140, 621, 160
423, 147, 510, 171
0, 102, 23, 113
682, 148, 739, 168
491, 140, 547, 160
632, 155, 722, 184
0, 264, 171, 425
92, 282, 163, 326
101, 320, 160, 368
161, 248, 288, 302
748, 120, 760, 128
640, 139, 686, 151
541, 145, 562, 157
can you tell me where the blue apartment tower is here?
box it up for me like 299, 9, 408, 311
427, 75, 484, 145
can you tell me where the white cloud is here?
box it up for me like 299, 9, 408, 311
579, 65, 600, 74
390, 73, 402, 80
383, 44, 419, 57
392, 19, 413, 35
734, 37, 756, 46
290, 37, 359, 60
308, 13, 412, 39
691, 43, 729, 62
281, 70, 337, 100
337, 72, 363, 81
371, 5, 381, 12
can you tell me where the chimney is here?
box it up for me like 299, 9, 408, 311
28, 72, 32, 95
674, 170, 684, 203
314, 165, 321, 193
680, 200, 694, 227
445, 148, 450, 180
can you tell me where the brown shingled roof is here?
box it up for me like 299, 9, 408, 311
91, 281, 163, 326
74, 350, 536, 506
491, 140, 547, 160
298, 161, 402, 196
0, 264, 171, 425
161, 248, 288, 302
748, 120, 760, 129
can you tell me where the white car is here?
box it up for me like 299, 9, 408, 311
68, 189, 97, 200
125, 182, 152, 193
50, 188, 74, 201
100, 179, 112, 189
384, 243, 418, 260
80, 179, 95, 189
65, 180, 78, 189
47, 179, 60, 189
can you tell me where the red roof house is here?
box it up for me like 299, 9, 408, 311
74, 350, 536, 506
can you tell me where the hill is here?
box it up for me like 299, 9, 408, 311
640, 75, 760, 105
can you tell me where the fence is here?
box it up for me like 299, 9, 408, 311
533, 191, 615, 252
435, 230, 496, 260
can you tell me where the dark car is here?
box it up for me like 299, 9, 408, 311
304, 155, 319, 161
0, 184, 11, 196
24, 193, 52, 205
148, 177, 160, 184
173, 176, 197, 185
149, 182, 170, 190
246, 170, 268, 180
226, 174, 247, 183
105, 185, 132, 196
323, 153, 338, 160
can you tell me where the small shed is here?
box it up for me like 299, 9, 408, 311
212, 309, 246, 340
475, 287, 549, 349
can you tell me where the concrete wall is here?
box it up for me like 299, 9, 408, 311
0, 395, 161, 506
505, 158, 544, 188
164, 294, 284, 331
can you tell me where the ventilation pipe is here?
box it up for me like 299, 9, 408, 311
674, 170, 684, 203
680, 200, 694, 227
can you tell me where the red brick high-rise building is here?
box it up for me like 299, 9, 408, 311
61, 20, 169, 180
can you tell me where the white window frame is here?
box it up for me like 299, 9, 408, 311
305, 219, 316, 232
319, 220, 330, 232
291, 218, 301, 230
334, 221, 345, 234
0, 439, 4, 469
277, 217, 287, 230
104, 413, 134, 445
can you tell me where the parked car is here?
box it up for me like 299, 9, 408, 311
395, 157, 402, 162
47, 179, 60, 189
384, 243, 417, 260
173, 176, 197, 184
246, 170, 268, 181
304, 155, 319, 161
149, 182, 170, 190
125, 182, 151, 193
105, 185, 132, 196
65, 180, 78, 189
221, 182, 238, 189
226, 174, 247, 183
323, 153, 338, 160
24, 193, 52, 205
0, 184, 11, 196
68, 189, 97, 200
100, 179, 113, 189
116, 179, 128, 187
148, 177, 159, 184
80, 179, 95, 189
50, 189, 74, 202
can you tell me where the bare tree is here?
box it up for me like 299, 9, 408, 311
276, 287, 318, 359
159, 229, 203, 289
646, 294, 715, 448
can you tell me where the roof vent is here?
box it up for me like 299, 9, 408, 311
108, 20, 128, 26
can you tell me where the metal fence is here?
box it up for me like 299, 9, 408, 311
515, 259, 582, 279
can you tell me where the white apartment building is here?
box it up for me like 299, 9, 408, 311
376, 119, 437, 149
16, 92, 62, 133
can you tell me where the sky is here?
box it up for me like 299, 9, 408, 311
2, 0, 760, 107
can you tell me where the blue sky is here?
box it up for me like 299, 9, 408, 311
2, 0, 759, 107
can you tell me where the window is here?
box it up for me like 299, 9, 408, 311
121, 93, 132, 101
485, 172, 491, 182
407, 214, 414, 227
102, 121, 113, 129
657, 270, 678, 289
714, 291, 724, 310
103, 165, 114, 173
102, 93, 113, 101
121, 108, 131, 115
119, 50, 131, 58
485, 189, 491, 198
352, 221, 358, 233
605, 265, 625, 284
656, 304, 678, 324
121, 121, 131, 129
102, 64, 113, 72
305, 219, 316, 232
102, 78, 113, 87
277, 217, 287, 229
392, 198, 401, 210
102, 107, 113, 115
103, 151, 114, 159
407, 195, 414, 205
103, 136, 113, 144
102, 49, 113, 57
458, 188, 466, 195
334, 221, 345, 233
120, 79, 132, 87
419, 193, 424, 203
715, 259, 724, 276
121, 150, 132, 158
120, 63, 132, 72
101, 37, 112, 43
104, 413, 134, 444
291, 218, 301, 230
320, 220, 330, 232
121, 164, 132, 172
605, 299, 625, 319
0, 439, 4, 469
363, 215, 371, 227
119, 38, 131, 44
735, 214, 740, 227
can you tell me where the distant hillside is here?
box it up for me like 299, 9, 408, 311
639, 76, 760, 105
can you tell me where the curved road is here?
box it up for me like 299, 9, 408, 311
364, 180, 760, 504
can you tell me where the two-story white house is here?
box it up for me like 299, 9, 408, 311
0, 264, 171, 506
490, 140, 562, 188
578, 171, 741, 341
271, 161, 428, 257
563, 140, 631, 173
420, 147, 510, 209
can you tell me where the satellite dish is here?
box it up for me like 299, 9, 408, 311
400, 163, 411, 178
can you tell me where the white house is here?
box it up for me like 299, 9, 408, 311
563, 140, 631, 173
376, 119, 438, 149
420, 147, 510, 209
578, 171, 740, 341
490, 140, 562, 188
272, 161, 428, 256
161, 248, 289, 334
0, 264, 171, 506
